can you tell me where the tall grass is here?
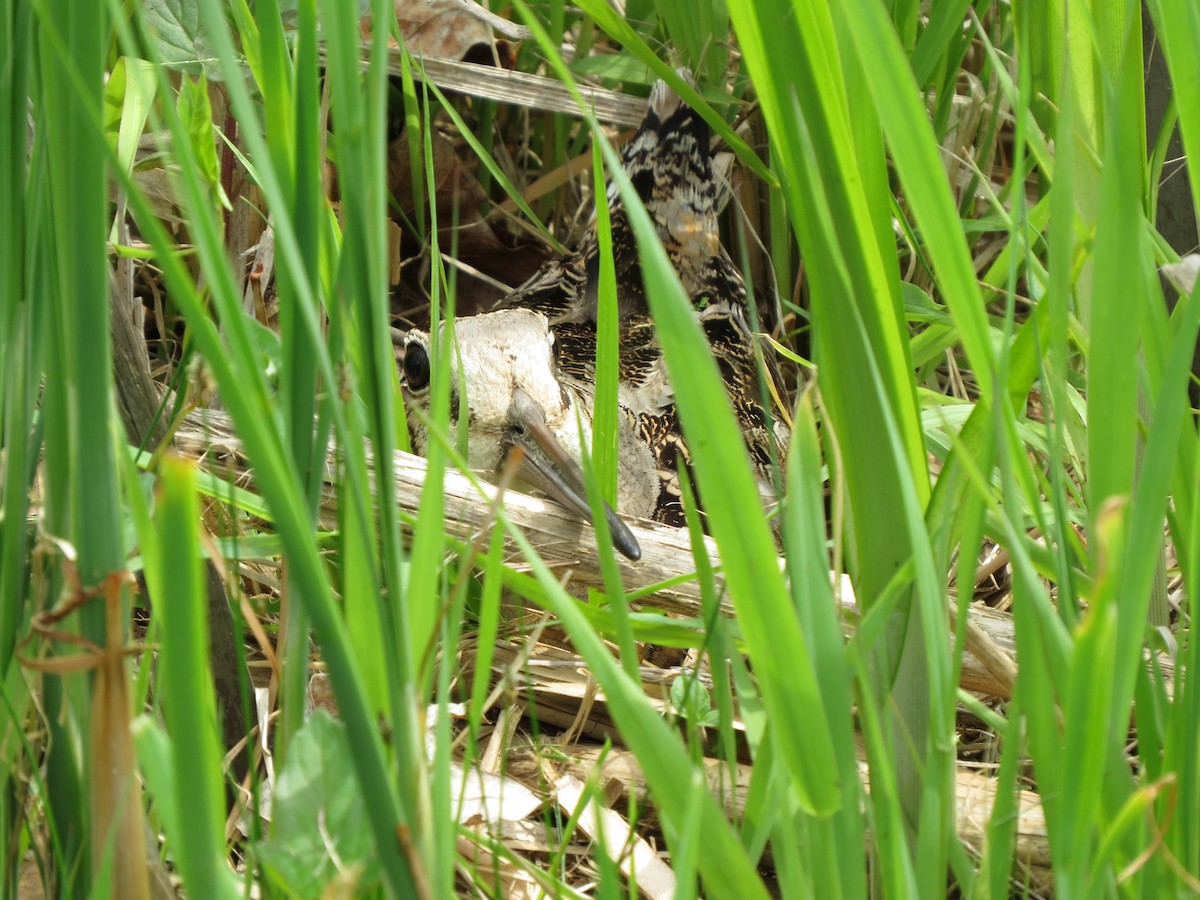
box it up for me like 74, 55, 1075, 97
3, 0, 1199, 896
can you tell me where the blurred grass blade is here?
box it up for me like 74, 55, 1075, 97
33, 0, 146, 892
598, 135, 842, 816
104, 0, 427, 891
1149, 0, 1200, 226
502, 524, 771, 898
0, 0, 35, 691
1085, 12, 1143, 519
570, 0, 774, 183
836, 1, 992, 399
782, 392, 867, 895
146, 458, 240, 899
730, 0, 938, 861
591, 136, 619, 507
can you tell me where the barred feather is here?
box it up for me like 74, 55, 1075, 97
494, 72, 789, 527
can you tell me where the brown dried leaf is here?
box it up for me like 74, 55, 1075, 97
91, 575, 150, 900
362, 0, 499, 62
387, 128, 486, 220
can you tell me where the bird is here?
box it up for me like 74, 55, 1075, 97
494, 72, 790, 528
399, 308, 657, 560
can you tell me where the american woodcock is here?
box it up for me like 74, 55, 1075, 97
400, 308, 656, 560
495, 72, 791, 527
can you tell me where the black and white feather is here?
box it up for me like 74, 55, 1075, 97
494, 73, 790, 527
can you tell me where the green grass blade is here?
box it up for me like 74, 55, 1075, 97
1085, 19, 1144, 517
591, 137, 620, 508
782, 392, 867, 896
148, 458, 240, 899
502, 523, 771, 898
573, 0, 774, 183
599, 137, 842, 816
0, 0, 36, 675
838, 0, 993, 401
1149, 0, 1200, 228
33, 1, 148, 892
103, 3, 426, 891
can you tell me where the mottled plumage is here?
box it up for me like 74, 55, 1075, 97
495, 73, 789, 527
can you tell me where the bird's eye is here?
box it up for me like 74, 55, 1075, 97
403, 341, 431, 391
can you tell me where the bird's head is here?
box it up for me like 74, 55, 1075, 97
400, 309, 640, 560
401, 309, 576, 466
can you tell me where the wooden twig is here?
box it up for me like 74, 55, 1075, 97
172, 407, 1080, 892
508, 742, 1052, 896
171, 407, 1177, 706
174, 408, 1038, 699
317, 48, 649, 127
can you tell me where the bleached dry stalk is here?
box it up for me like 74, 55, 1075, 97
174, 407, 1057, 887
505, 742, 1052, 895
175, 407, 1035, 698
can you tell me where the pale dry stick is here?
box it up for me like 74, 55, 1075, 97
558, 669, 601, 750
504, 742, 1053, 896
488, 134, 633, 221
318, 48, 649, 127
444, 0, 535, 40
384, 54, 649, 128
479, 700, 525, 777
549, 771, 677, 900
952, 542, 1019, 696
170, 408, 1177, 701
440, 252, 517, 295
172, 409, 1020, 694
973, 542, 1011, 585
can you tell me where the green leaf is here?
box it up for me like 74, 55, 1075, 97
670, 675, 716, 726
142, 0, 222, 76
597, 133, 842, 817
177, 73, 230, 210
151, 456, 241, 899
256, 712, 381, 897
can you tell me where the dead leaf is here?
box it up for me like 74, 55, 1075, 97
387, 127, 486, 220
362, 0, 511, 64
1162, 254, 1200, 295
552, 773, 677, 900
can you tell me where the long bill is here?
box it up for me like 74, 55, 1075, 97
506, 388, 642, 561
